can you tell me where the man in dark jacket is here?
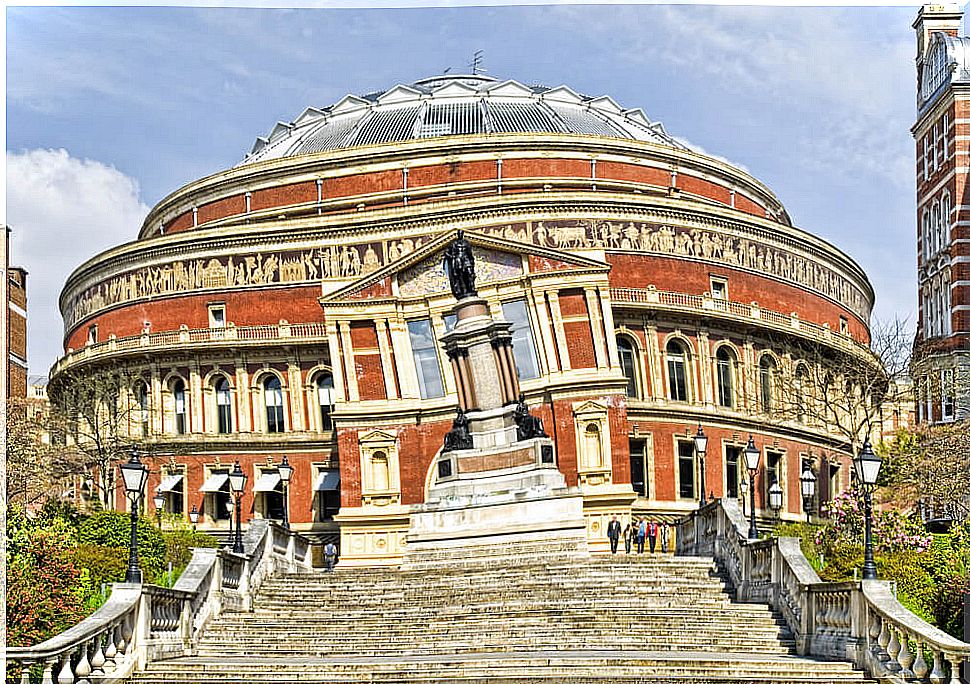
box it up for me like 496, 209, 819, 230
607, 515, 622, 554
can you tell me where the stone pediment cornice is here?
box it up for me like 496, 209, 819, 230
321, 228, 609, 303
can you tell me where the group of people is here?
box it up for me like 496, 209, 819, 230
606, 516, 670, 554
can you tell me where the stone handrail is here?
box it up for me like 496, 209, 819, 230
677, 499, 970, 683
6, 520, 312, 683
52, 321, 328, 375
611, 287, 869, 356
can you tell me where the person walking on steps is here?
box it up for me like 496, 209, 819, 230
324, 540, 338, 572
623, 520, 634, 554
660, 521, 670, 553
637, 518, 646, 554
607, 515, 622, 554
647, 520, 658, 553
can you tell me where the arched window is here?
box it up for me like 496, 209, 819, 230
172, 378, 187, 434
215, 377, 232, 434
584, 423, 604, 468
666, 339, 689, 402
617, 336, 639, 398
316, 373, 335, 432
759, 355, 776, 414
794, 365, 809, 423
932, 200, 941, 255
134, 381, 149, 437
263, 376, 285, 433
371, 451, 390, 491
922, 209, 931, 262
941, 193, 951, 249
715, 347, 735, 409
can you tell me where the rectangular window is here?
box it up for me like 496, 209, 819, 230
677, 440, 696, 500
160, 467, 185, 515
839, 316, 849, 335
407, 318, 444, 399
201, 467, 231, 522
443, 313, 457, 332
668, 356, 688, 402
502, 299, 540, 380
313, 465, 341, 521
208, 303, 226, 329
924, 136, 931, 180
629, 439, 649, 498
942, 369, 955, 421
933, 122, 940, 171
710, 277, 728, 300
766, 450, 784, 505
87, 324, 98, 345
943, 113, 950, 159
725, 445, 741, 498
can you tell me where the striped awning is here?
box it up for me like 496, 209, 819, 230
253, 472, 282, 492
157, 474, 183, 493
314, 471, 341, 491
199, 473, 229, 493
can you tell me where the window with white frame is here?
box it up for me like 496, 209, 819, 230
677, 439, 696, 500
215, 377, 232, 434
617, 336, 639, 398
941, 193, 951, 249
942, 369, 955, 421
134, 381, 150, 437
715, 346, 735, 409
932, 201, 941, 255
172, 378, 188, 434
922, 209, 931, 262
924, 136, 930, 181
759, 355, 776, 414
407, 318, 444, 399
263, 375, 285, 433
933, 122, 940, 171
316, 372, 335, 431
502, 299, 540, 380
710, 276, 728, 301
87, 324, 98, 345
666, 339, 689, 402
943, 113, 950, 159
725, 444, 742, 499
208, 303, 226, 329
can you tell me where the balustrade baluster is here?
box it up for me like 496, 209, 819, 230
945, 655, 963, 684
887, 626, 902, 669
122, 613, 134, 656
41, 659, 55, 684
913, 641, 929, 679
74, 639, 93, 684
896, 629, 915, 677
102, 623, 118, 669
868, 611, 881, 642
878, 619, 891, 650
929, 650, 946, 684
20, 665, 30, 684
90, 631, 106, 675
56, 650, 75, 684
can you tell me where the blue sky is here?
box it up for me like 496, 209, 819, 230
5, 4, 924, 374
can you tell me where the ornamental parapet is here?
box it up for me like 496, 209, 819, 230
51, 321, 328, 376
610, 287, 873, 358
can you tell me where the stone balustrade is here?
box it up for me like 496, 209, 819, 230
6, 520, 312, 683
677, 499, 970, 683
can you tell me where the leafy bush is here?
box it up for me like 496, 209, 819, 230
78, 510, 166, 579
934, 573, 970, 638
816, 488, 932, 553
70, 544, 129, 589
163, 528, 219, 571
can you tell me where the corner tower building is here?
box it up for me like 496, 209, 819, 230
913, 4, 969, 423
52, 74, 872, 565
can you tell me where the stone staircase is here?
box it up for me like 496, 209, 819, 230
131, 553, 873, 683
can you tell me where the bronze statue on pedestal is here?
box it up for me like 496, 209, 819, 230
443, 230, 477, 300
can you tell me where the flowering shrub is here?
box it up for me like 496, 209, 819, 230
815, 488, 933, 553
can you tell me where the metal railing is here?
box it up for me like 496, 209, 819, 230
677, 499, 970, 683
6, 520, 313, 683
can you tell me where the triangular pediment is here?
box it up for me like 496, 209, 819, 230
377, 84, 423, 104
572, 399, 609, 416
483, 80, 535, 98
429, 81, 479, 98
322, 229, 609, 304
358, 428, 397, 443
541, 86, 584, 104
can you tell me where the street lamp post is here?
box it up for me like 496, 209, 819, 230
278, 455, 294, 530
743, 436, 761, 540
800, 463, 817, 524
228, 461, 248, 554
189, 505, 199, 530
119, 448, 149, 583
153, 490, 165, 529
854, 440, 883, 581
693, 425, 708, 507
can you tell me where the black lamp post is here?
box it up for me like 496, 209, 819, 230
693, 425, 708, 507
228, 461, 248, 554
743, 436, 761, 539
768, 481, 783, 514
854, 440, 883, 580
800, 463, 817, 523
278, 455, 294, 530
119, 448, 149, 583
153, 489, 165, 529
189, 505, 200, 530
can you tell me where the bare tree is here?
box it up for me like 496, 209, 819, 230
768, 317, 914, 457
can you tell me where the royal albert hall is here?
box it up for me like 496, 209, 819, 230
52, 75, 874, 565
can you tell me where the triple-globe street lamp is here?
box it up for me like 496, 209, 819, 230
119, 448, 149, 583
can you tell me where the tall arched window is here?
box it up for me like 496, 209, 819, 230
759, 355, 776, 414
263, 376, 285, 433
932, 200, 941, 255
666, 339, 689, 402
134, 381, 149, 437
584, 424, 604, 468
922, 209, 931, 262
941, 193, 951, 249
617, 337, 639, 398
316, 372, 335, 432
794, 365, 809, 424
215, 377, 232, 434
715, 347, 735, 408
172, 378, 187, 434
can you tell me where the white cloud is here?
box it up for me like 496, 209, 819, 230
6, 148, 150, 375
